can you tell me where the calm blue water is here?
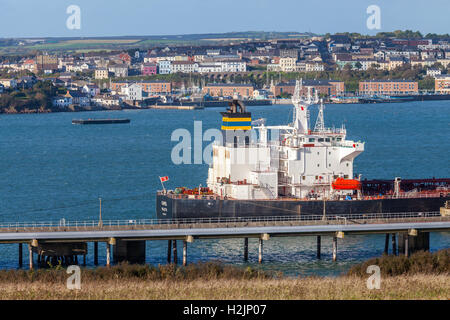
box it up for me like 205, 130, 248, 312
0, 101, 449, 276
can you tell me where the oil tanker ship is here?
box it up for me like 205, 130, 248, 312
157, 80, 449, 219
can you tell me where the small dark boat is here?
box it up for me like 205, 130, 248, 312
72, 119, 131, 125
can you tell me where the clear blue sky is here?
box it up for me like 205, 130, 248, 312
0, 0, 449, 37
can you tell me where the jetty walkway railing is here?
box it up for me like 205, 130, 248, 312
0, 211, 446, 233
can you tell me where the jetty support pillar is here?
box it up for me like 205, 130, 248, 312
244, 238, 249, 262
172, 240, 178, 265
167, 240, 172, 264
182, 241, 187, 266
398, 231, 429, 256
258, 234, 269, 264
384, 234, 389, 254
392, 233, 397, 255
19, 243, 23, 268
28, 244, 33, 270
113, 239, 146, 264
106, 244, 111, 267
332, 236, 337, 262
317, 236, 321, 259
258, 238, 263, 264
94, 242, 98, 266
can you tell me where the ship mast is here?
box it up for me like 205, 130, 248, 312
314, 99, 325, 133
291, 79, 319, 134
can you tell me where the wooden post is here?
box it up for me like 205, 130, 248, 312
182, 241, 187, 266
384, 233, 390, 255
405, 235, 409, 257
94, 242, 98, 265
19, 243, 23, 268
172, 240, 178, 265
28, 244, 33, 270
332, 236, 337, 262
167, 240, 172, 264
244, 238, 249, 262
106, 244, 111, 267
258, 238, 263, 264
392, 233, 397, 256
317, 236, 321, 259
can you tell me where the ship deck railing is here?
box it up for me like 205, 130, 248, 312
0, 211, 446, 232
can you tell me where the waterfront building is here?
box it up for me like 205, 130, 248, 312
64, 90, 90, 106
202, 83, 254, 98
110, 80, 171, 95
139, 81, 172, 95
435, 75, 450, 93
271, 79, 345, 97
359, 80, 418, 95
52, 96, 72, 108
121, 83, 143, 101
92, 94, 122, 108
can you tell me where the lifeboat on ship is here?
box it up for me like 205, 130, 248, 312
332, 178, 361, 190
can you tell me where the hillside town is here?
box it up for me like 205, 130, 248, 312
1, 32, 450, 113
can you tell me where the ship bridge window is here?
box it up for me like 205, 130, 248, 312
308, 138, 315, 142
336, 138, 342, 141
325, 138, 330, 142
318, 138, 324, 142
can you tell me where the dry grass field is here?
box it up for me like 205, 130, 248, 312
0, 274, 448, 300
0, 250, 448, 300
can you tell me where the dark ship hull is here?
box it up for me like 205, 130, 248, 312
156, 193, 450, 219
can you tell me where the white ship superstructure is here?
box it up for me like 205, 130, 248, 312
207, 80, 364, 200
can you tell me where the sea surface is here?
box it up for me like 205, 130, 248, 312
0, 101, 449, 276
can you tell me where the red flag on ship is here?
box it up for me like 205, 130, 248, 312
160, 176, 169, 182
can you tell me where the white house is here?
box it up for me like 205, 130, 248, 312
52, 96, 72, 108
82, 84, 100, 97
171, 61, 198, 73
158, 60, 172, 74
219, 61, 246, 72
92, 94, 122, 107
427, 68, 442, 77
121, 83, 142, 101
